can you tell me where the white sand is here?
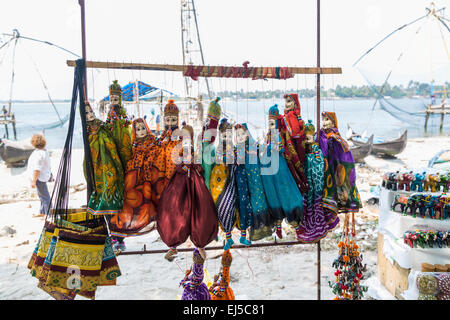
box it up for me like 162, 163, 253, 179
0, 135, 448, 300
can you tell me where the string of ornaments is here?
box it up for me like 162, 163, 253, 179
329, 212, 368, 300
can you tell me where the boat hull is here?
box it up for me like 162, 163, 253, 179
349, 127, 407, 157
350, 135, 373, 162
0, 139, 34, 167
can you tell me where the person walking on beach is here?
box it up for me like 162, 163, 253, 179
28, 134, 52, 218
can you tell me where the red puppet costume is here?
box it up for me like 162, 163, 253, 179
277, 93, 309, 194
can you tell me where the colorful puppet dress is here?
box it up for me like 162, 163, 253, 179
260, 129, 304, 238
297, 139, 340, 242
239, 123, 273, 241
201, 97, 222, 190
210, 147, 238, 250
109, 119, 165, 236
234, 135, 253, 246
104, 105, 132, 170
86, 119, 124, 215
277, 93, 309, 195
319, 112, 362, 215
209, 250, 235, 300
180, 248, 211, 300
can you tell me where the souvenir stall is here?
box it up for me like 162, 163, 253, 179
374, 168, 450, 300
26, 0, 369, 300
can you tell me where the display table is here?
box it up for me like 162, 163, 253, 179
376, 179, 449, 300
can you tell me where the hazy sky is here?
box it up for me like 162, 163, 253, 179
0, 0, 449, 100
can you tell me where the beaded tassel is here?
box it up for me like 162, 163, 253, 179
329, 213, 368, 300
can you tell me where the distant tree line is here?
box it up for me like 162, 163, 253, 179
210, 81, 450, 99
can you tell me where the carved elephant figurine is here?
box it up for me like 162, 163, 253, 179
438, 173, 449, 192
410, 172, 424, 192
392, 195, 408, 213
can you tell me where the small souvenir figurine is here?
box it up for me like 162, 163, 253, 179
180, 248, 211, 300
109, 118, 164, 237
429, 174, 440, 193
318, 112, 362, 214
423, 173, 431, 192
434, 195, 448, 220
385, 172, 398, 190
209, 118, 238, 250
84, 102, 125, 215
236, 123, 273, 241
234, 123, 253, 246
201, 97, 222, 191
276, 93, 309, 194
259, 104, 304, 239
392, 194, 408, 213
209, 249, 235, 300
438, 173, 449, 192
105, 80, 132, 169
397, 173, 407, 191
296, 120, 339, 243
401, 171, 414, 191
411, 172, 425, 192
157, 124, 218, 261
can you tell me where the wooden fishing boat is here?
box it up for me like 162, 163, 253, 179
350, 134, 373, 162
0, 138, 34, 167
347, 124, 407, 157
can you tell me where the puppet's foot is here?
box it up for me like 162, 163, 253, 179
295, 226, 306, 241
224, 238, 234, 251
239, 236, 251, 246
164, 248, 178, 262
275, 225, 283, 239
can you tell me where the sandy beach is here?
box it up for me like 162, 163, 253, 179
0, 135, 448, 300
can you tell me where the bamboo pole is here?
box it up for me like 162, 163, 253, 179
66, 60, 342, 75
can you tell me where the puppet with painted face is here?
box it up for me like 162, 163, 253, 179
233, 123, 253, 246
84, 102, 125, 215
157, 123, 218, 262
201, 97, 222, 191
277, 93, 309, 195
296, 120, 339, 243
105, 80, 132, 169
318, 112, 361, 214
109, 118, 165, 237
235, 123, 272, 241
159, 99, 184, 182
209, 118, 238, 250
259, 104, 304, 239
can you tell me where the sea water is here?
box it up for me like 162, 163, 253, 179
1, 98, 448, 150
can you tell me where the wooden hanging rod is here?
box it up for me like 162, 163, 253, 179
66, 60, 342, 75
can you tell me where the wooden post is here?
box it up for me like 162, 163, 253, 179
316, 0, 321, 301
11, 114, 17, 140
440, 102, 445, 134
79, 0, 88, 101
424, 104, 430, 133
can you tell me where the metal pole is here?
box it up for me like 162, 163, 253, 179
79, 0, 88, 101
116, 240, 305, 256
316, 0, 321, 301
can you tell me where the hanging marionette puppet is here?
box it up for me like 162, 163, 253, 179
157, 123, 218, 261
260, 104, 304, 239
209, 118, 238, 250
277, 93, 309, 195
85, 102, 125, 215
209, 249, 235, 300
318, 112, 362, 215
105, 80, 132, 170
296, 120, 340, 243
201, 97, 222, 191
235, 123, 273, 241
109, 118, 166, 237
234, 123, 253, 246
179, 248, 211, 300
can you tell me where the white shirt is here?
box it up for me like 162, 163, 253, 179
27, 149, 51, 182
